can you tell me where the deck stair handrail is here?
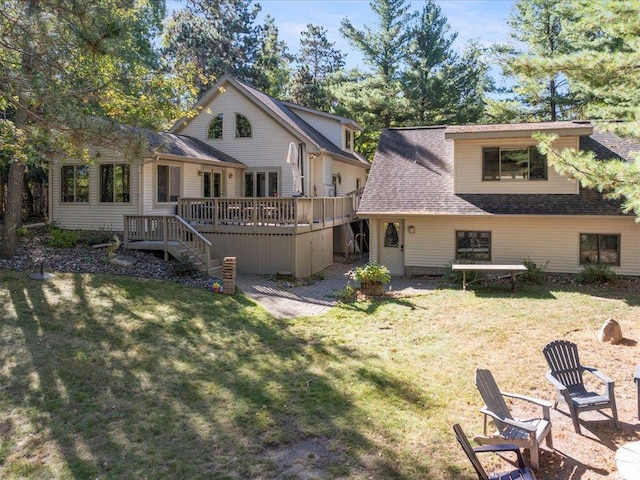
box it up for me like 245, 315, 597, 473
124, 215, 212, 273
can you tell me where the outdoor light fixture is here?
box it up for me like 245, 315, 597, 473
228, 172, 233, 179
337, 172, 342, 184
197, 170, 203, 176
408, 225, 416, 234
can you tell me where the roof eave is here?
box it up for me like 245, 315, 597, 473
444, 126, 594, 140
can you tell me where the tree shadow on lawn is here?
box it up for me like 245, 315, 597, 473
0, 271, 432, 479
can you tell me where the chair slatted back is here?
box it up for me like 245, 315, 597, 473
542, 340, 584, 388
453, 424, 489, 480
476, 369, 513, 423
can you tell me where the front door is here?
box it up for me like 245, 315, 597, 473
379, 220, 404, 276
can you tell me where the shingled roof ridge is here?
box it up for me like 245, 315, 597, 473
387, 125, 447, 131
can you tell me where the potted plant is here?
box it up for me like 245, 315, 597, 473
348, 262, 391, 296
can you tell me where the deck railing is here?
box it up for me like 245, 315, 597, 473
124, 215, 212, 272
178, 196, 359, 229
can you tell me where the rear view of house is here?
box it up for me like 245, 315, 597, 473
48, 75, 370, 277
359, 121, 640, 276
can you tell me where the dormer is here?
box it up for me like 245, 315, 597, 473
445, 121, 593, 195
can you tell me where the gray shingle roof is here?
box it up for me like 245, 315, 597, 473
148, 132, 243, 165
359, 125, 636, 216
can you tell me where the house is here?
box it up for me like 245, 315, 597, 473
358, 121, 640, 276
48, 75, 370, 277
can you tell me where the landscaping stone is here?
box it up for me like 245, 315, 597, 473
597, 318, 623, 344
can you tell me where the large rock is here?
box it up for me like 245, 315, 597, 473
109, 255, 138, 267
597, 318, 623, 344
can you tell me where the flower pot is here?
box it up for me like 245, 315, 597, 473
361, 282, 384, 296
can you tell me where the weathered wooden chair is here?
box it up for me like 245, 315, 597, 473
474, 369, 553, 470
542, 340, 619, 435
453, 424, 537, 480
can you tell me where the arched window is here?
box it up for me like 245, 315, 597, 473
235, 113, 252, 138
207, 114, 223, 139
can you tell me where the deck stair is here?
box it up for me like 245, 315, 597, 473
124, 215, 221, 275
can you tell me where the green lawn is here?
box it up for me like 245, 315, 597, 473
1, 270, 639, 479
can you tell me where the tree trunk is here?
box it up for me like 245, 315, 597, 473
1, 161, 25, 258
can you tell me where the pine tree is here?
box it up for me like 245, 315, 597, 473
254, 15, 293, 98
491, 0, 581, 122
533, 0, 640, 216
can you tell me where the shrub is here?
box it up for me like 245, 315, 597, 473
15, 227, 27, 237
521, 258, 548, 284
82, 229, 118, 246
576, 263, 616, 284
48, 229, 79, 248
332, 284, 358, 303
172, 254, 199, 277
348, 262, 391, 285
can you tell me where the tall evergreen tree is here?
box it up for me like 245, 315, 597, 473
162, 0, 263, 95
0, 0, 189, 257
402, 1, 490, 125
491, 0, 580, 122
288, 24, 345, 109
254, 15, 292, 98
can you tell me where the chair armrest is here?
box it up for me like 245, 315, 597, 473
501, 390, 552, 420
584, 366, 614, 385
480, 408, 537, 433
473, 443, 527, 468
546, 370, 572, 401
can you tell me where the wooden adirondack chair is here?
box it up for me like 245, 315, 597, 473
542, 340, 619, 435
474, 369, 553, 470
453, 424, 537, 480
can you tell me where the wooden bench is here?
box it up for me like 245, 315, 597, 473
451, 263, 528, 292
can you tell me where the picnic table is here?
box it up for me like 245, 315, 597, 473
451, 263, 528, 292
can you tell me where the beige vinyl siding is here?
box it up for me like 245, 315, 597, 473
180, 84, 299, 168
289, 108, 342, 148
180, 84, 317, 197
321, 155, 334, 196
333, 162, 367, 195
369, 220, 380, 264
50, 154, 140, 231
454, 136, 579, 194
402, 215, 640, 275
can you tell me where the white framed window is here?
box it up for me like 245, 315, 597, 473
456, 231, 491, 261
100, 164, 130, 203
244, 170, 278, 197
235, 113, 252, 138
345, 129, 352, 150
61, 165, 89, 203
580, 233, 620, 265
207, 114, 223, 139
157, 165, 180, 203
482, 147, 547, 181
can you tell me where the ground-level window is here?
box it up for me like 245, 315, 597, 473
580, 234, 620, 265
244, 170, 278, 197
61, 165, 89, 203
100, 164, 130, 202
157, 165, 180, 202
456, 231, 491, 261
203, 171, 222, 198
483, 147, 547, 181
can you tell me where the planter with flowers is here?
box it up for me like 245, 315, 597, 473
348, 262, 391, 296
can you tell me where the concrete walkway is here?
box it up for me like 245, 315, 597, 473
235, 260, 437, 319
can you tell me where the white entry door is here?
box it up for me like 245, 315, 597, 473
379, 220, 404, 276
